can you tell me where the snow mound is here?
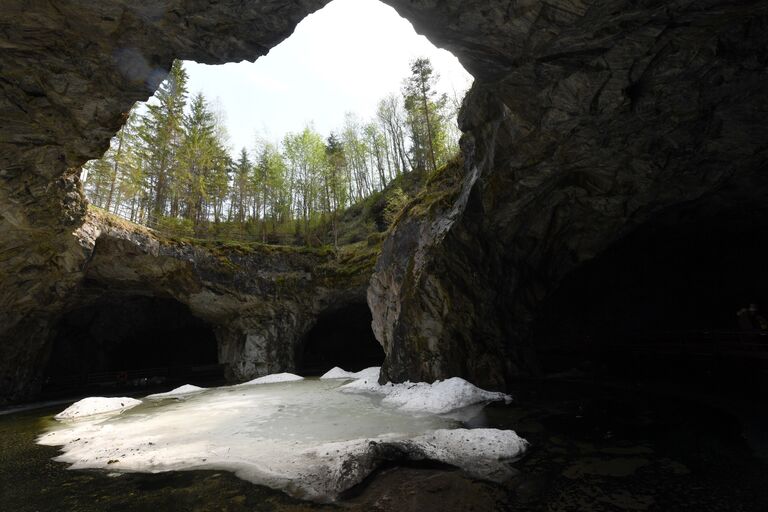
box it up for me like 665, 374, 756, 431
341, 376, 511, 414
294, 428, 526, 498
415, 429, 528, 480
146, 384, 205, 399
320, 366, 380, 380
240, 373, 304, 385
54, 397, 142, 420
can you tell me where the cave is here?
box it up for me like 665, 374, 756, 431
2, 0, 766, 401
534, 196, 768, 393
42, 296, 220, 394
1, 1, 767, 510
297, 302, 384, 375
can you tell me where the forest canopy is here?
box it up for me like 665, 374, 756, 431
82, 58, 463, 246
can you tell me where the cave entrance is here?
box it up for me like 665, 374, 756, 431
534, 203, 768, 394
42, 296, 222, 396
298, 302, 384, 376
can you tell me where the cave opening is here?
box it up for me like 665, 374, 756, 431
42, 296, 221, 395
298, 302, 385, 376
534, 201, 768, 394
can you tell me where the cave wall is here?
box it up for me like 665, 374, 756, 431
369, 0, 768, 389
2, 1, 768, 399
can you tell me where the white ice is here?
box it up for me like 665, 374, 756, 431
320, 366, 380, 380
239, 372, 304, 385
53, 397, 143, 420
146, 384, 205, 399
39, 376, 525, 502
341, 371, 512, 414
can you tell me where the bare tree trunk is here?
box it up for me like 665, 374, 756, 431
105, 129, 124, 212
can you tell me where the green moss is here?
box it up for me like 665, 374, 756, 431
388, 156, 464, 229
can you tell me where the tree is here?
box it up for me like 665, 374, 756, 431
283, 126, 327, 244
325, 133, 348, 248
137, 60, 188, 223
341, 114, 371, 201
81, 55, 465, 243
233, 148, 252, 223
403, 57, 449, 173
254, 142, 288, 239
377, 94, 411, 176
177, 92, 230, 225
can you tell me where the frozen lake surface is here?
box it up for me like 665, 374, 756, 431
38, 373, 526, 501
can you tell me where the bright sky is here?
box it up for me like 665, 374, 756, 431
184, 0, 473, 154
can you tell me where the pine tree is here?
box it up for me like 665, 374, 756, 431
403, 57, 448, 174
233, 148, 252, 223
178, 92, 227, 225
137, 60, 188, 223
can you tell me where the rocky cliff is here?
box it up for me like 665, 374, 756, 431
2, 0, 767, 401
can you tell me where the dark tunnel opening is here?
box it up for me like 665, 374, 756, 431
298, 302, 385, 376
534, 204, 768, 395
42, 296, 222, 395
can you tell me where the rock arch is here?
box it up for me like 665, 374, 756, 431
1, 1, 767, 400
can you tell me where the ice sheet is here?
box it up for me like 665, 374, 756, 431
40, 379, 525, 501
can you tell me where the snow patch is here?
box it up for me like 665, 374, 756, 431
240, 373, 304, 385
341, 376, 511, 414
415, 429, 528, 480
146, 384, 205, 399
54, 397, 142, 420
320, 366, 380, 380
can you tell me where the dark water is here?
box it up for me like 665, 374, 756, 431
2, 379, 767, 512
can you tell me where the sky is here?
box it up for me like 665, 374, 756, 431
183, 0, 473, 154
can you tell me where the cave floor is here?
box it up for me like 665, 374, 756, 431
1, 378, 767, 512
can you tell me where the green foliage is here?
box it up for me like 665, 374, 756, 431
82, 57, 466, 248
383, 187, 409, 227
154, 216, 195, 237
403, 57, 453, 174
